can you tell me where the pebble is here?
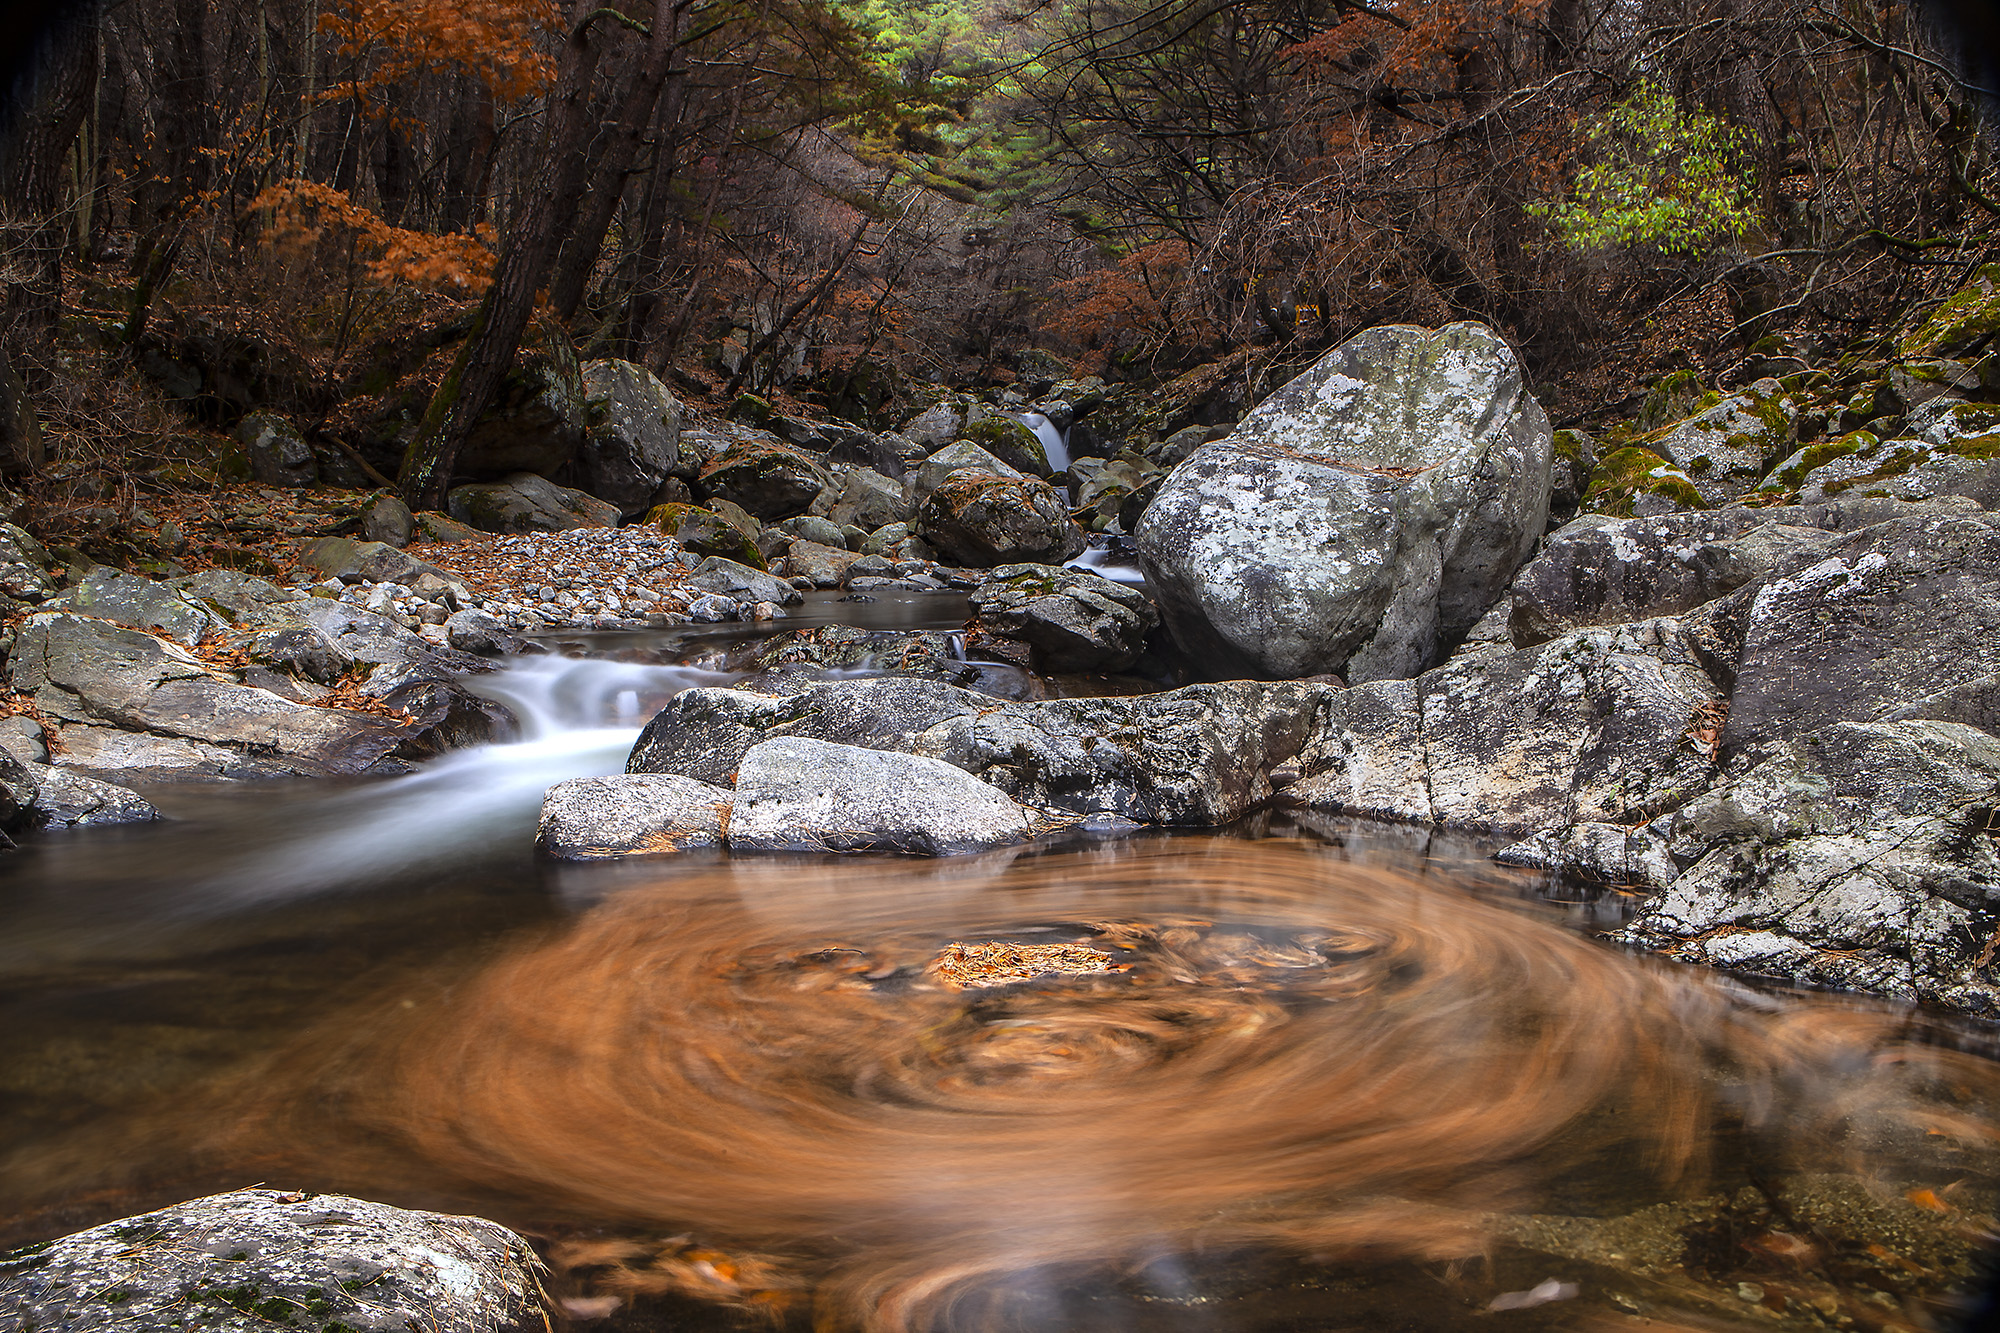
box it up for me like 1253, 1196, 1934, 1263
382, 527, 701, 633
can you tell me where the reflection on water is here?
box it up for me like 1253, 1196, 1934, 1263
4, 632, 2000, 1331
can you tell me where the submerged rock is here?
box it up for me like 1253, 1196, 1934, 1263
0, 1188, 550, 1333
1616, 719, 2000, 1014
729, 736, 1035, 854
1135, 321, 1552, 681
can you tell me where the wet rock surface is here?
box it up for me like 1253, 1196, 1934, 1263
968, 563, 1158, 673
729, 736, 1036, 854
0, 1188, 550, 1333
538, 772, 731, 859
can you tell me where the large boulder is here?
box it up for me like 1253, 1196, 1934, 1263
0, 1188, 550, 1333
968, 563, 1158, 672
237, 412, 315, 487
576, 358, 688, 516
52, 567, 216, 646
823, 466, 909, 530
537, 772, 731, 859
1135, 322, 1552, 682
729, 736, 1035, 854
682, 554, 803, 606
912, 441, 1019, 507
447, 471, 619, 533
697, 440, 828, 520
1291, 619, 1722, 837
19, 762, 158, 828
1615, 720, 2000, 1015
1647, 379, 1797, 505
914, 473, 1086, 567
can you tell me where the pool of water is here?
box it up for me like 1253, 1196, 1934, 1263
5, 601, 1999, 1332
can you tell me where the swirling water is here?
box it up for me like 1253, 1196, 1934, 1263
5, 606, 2000, 1332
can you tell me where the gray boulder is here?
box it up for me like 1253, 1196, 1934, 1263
577, 358, 688, 515
696, 440, 828, 520
784, 538, 862, 588
0, 1188, 549, 1333
915, 473, 1086, 567
824, 467, 909, 530
1291, 619, 1721, 836
537, 772, 730, 859
901, 400, 965, 452
22, 762, 158, 827
630, 677, 1329, 827
0, 522, 55, 601
968, 563, 1158, 672
237, 412, 315, 487
729, 736, 1034, 854
912, 441, 1020, 507
1135, 321, 1552, 682
361, 494, 415, 546
458, 318, 585, 477
300, 537, 447, 587
447, 471, 619, 533
0, 747, 35, 839
910, 680, 1331, 824
444, 609, 524, 656
1615, 720, 2000, 1015
684, 555, 804, 606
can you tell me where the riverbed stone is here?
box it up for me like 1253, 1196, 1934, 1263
729, 736, 1034, 854
784, 538, 863, 588
447, 472, 619, 533
684, 555, 804, 606
967, 563, 1158, 672
0, 1187, 551, 1333
21, 761, 159, 827
1505, 498, 1963, 647
915, 472, 1086, 567
1291, 619, 1722, 836
577, 358, 688, 516
0, 747, 35, 838
1135, 321, 1552, 682
1615, 719, 2000, 1015
538, 772, 731, 859
912, 441, 1020, 506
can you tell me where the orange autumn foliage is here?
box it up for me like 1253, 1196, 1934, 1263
250, 179, 497, 293
319, 0, 560, 115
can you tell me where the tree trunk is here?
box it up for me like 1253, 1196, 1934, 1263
399, 0, 676, 512
0, 0, 99, 441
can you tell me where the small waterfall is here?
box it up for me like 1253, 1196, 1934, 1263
1020, 411, 1071, 473
1068, 542, 1148, 586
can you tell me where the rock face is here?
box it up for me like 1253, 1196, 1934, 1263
1291, 620, 1721, 836
1616, 720, 2000, 1014
730, 737, 1035, 854
538, 772, 730, 859
1505, 497, 1952, 647
1712, 513, 2000, 755
1135, 321, 1553, 682
577, 358, 688, 516
627, 677, 1331, 828
914, 473, 1086, 567
968, 564, 1158, 672
448, 472, 620, 533
912, 442, 1020, 506
0, 1188, 550, 1333
18, 762, 159, 829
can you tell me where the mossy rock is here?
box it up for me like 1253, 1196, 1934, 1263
1582, 446, 1707, 518
957, 415, 1050, 475
696, 440, 827, 520
1636, 370, 1711, 431
648, 502, 767, 569
1900, 262, 2000, 358
1759, 430, 1878, 495
729, 392, 774, 424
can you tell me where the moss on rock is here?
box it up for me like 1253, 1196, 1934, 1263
1583, 446, 1707, 517
1901, 262, 2000, 358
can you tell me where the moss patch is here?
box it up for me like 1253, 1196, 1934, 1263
1583, 446, 1707, 517
1900, 262, 2000, 358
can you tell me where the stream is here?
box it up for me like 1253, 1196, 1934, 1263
5, 591, 2000, 1332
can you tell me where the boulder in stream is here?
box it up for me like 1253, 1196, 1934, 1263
538, 772, 731, 859
729, 736, 1036, 854
1135, 321, 1552, 681
914, 472, 1085, 567
968, 563, 1158, 673
0, 1188, 550, 1333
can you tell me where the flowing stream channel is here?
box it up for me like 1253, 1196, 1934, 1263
6, 591, 2000, 1332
